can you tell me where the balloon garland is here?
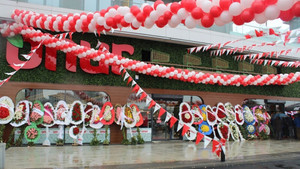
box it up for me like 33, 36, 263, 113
10, 0, 300, 33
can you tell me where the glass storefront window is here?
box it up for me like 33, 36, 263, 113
127, 93, 203, 141
16, 89, 110, 107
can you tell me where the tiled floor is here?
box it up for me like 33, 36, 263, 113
4, 139, 300, 169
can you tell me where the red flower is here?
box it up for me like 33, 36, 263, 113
73, 127, 80, 135
236, 113, 242, 123
220, 124, 229, 139
84, 105, 93, 123
72, 103, 82, 122
181, 112, 192, 123
207, 112, 216, 122
217, 108, 226, 119
0, 107, 9, 119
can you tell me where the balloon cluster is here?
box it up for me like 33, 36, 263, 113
1, 22, 300, 86
11, 0, 300, 33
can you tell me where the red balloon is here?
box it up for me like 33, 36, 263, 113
279, 10, 294, 21
106, 17, 114, 27
164, 11, 173, 21
201, 14, 214, 28
219, 0, 232, 10
87, 13, 93, 22
130, 5, 141, 16
170, 2, 181, 14
251, 0, 266, 14
241, 8, 254, 23
210, 6, 222, 17
264, 0, 277, 5
100, 9, 107, 17
143, 5, 153, 16
181, 0, 197, 12
114, 15, 123, 24
136, 12, 146, 22
191, 7, 203, 19
232, 15, 244, 25
292, 1, 300, 17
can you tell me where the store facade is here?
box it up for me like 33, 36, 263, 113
1, 32, 300, 144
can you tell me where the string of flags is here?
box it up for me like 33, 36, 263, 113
120, 66, 226, 156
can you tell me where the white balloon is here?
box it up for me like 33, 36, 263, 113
212, 0, 220, 5
169, 15, 181, 28
132, 19, 141, 28
202, 0, 212, 13
214, 17, 225, 26
254, 13, 267, 24
264, 5, 280, 20
229, 2, 243, 16
277, 0, 295, 11
96, 17, 105, 25
156, 4, 167, 14
185, 16, 197, 29
108, 8, 117, 17
124, 13, 134, 23
149, 11, 159, 22
219, 11, 232, 23
196, 0, 202, 7
177, 8, 189, 20
144, 18, 154, 28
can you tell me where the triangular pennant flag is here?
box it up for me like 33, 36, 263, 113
148, 100, 156, 109
181, 124, 190, 136
169, 116, 178, 128
154, 104, 161, 113
127, 76, 133, 85
195, 132, 204, 145
136, 88, 143, 97
139, 92, 147, 101
204, 136, 212, 148
164, 112, 172, 123
123, 72, 130, 81
158, 108, 166, 118
119, 66, 124, 73
220, 138, 226, 154
21, 54, 32, 60
68, 32, 73, 40
131, 80, 136, 87
132, 85, 140, 93
145, 95, 152, 106
212, 139, 222, 157
5, 71, 17, 76
122, 69, 126, 77
177, 122, 184, 132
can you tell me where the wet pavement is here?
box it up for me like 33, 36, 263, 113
4, 139, 300, 169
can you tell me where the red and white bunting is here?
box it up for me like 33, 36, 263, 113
136, 88, 143, 97
177, 121, 184, 132
204, 136, 213, 149
164, 112, 172, 123
153, 104, 161, 113
247, 59, 300, 68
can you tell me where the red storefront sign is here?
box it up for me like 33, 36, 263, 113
6, 38, 134, 75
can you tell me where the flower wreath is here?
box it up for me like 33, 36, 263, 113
0, 96, 14, 124
191, 104, 203, 125
124, 105, 136, 128
179, 102, 194, 125
225, 102, 235, 122
198, 121, 213, 136
229, 122, 241, 141
89, 105, 103, 129
217, 122, 230, 140
54, 100, 69, 125
42, 102, 55, 127
69, 100, 84, 125
185, 126, 197, 141
84, 102, 94, 125
30, 100, 44, 125
243, 106, 255, 125
114, 104, 123, 125
99, 102, 115, 125
216, 103, 228, 122
130, 104, 143, 127
234, 104, 244, 126
199, 104, 207, 121
206, 105, 217, 126
24, 124, 41, 143
10, 100, 30, 127
246, 124, 256, 135
69, 125, 80, 139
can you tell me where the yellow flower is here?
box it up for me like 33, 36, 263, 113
202, 113, 207, 121
201, 125, 209, 132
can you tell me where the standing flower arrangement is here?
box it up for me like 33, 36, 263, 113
234, 105, 244, 126
69, 125, 81, 145
130, 104, 144, 144
0, 96, 14, 124
99, 102, 115, 125
10, 100, 30, 127
216, 103, 228, 122
124, 106, 136, 128
70, 101, 84, 125
42, 102, 55, 126
217, 122, 230, 140
30, 100, 44, 125
84, 102, 93, 125
89, 105, 103, 129
24, 124, 40, 143
225, 102, 235, 122
243, 106, 255, 125
55, 100, 69, 125
179, 102, 194, 126
192, 105, 203, 125
206, 105, 217, 126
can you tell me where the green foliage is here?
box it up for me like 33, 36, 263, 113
103, 125, 109, 145
131, 136, 137, 145
121, 127, 130, 145
239, 124, 248, 140
15, 126, 26, 146
6, 127, 16, 149
56, 139, 64, 146
7, 35, 23, 48
0, 34, 299, 98
90, 129, 100, 146
136, 127, 144, 144
0, 124, 4, 143
27, 141, 34, 146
